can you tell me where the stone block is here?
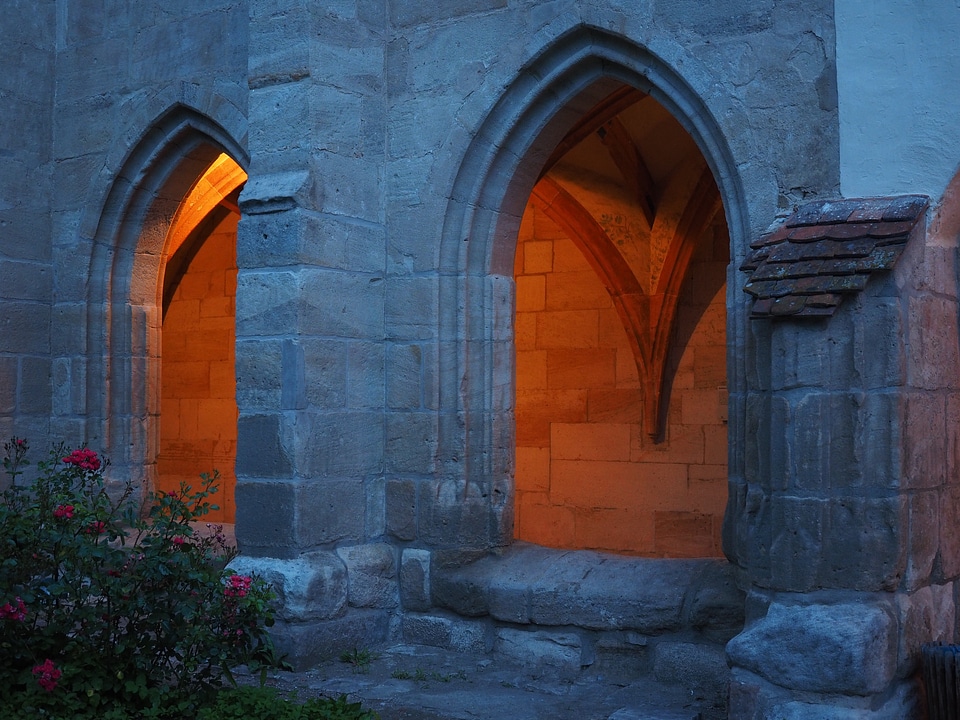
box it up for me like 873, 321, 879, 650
854, 298, 902, 390
726, 600, 897, 695
572, 507, 654, 555
516, 349, 547, 389
229, 550, 348, 623
550, 459, 687, 511
385, 411, 437, 474
855, 392, 900, 489
389, 0, 507, 28
0, 260, 51, 302
515, 274, 545, 312
235, 270, 297, 337
529, 554, 692, 632
793, 392, 858, 492
484, 544, 560, 624
0, 302, 50, 353
688, 561, 745, 643
594, 633, 652, 683
895, 584, 957, 678
904, 490, 938, 590
902, 392, 946, 490
537, 311, 599, 349
299, 268, 384, 339
297, 478, 366, 546
496, 627, 582, 680
0, 358, 16, 414
347, 341, 385, 408
418, 477, 497, 548
545, 269, 611, 311
820, 495, 905, 591
269, 610, 390, 670
940, 485, 960, 579
307, 151, 382, 223
18, 357, 51, 415
768, 495, 825, 593
236, 414, 292, 478
386, 478, 417, 541
293, 410, 383, 476
401, 613, 453, 649
402, 614, 489, 652
654, 511, 717, 557
550, 422, 631, 461
301, 338, 348, 408
385, 275, 439, 342
907, 294, 960, 391
234, 479, 297, 555
399, 548, 431, 611
235, 339, 282, 409
516, 494, 574, 548
515, 446, 549, 493
337, 543, 398, 609
653, 641, 729, 710
386, 343, 422, 409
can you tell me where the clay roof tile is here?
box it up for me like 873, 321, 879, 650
741, 194, 928, 319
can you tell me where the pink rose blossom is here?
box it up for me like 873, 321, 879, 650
53, 505, 74, 520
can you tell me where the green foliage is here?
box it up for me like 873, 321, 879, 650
0, 437, 281, 719
197, 686, 379, 720
338, 648, 379, 673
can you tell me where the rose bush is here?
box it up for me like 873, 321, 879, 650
0, 437, 281, 719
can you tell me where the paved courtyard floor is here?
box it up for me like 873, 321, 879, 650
249, 643, 720, 720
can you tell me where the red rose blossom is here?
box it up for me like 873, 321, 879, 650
62, 447, 101, 471
53, 504, 74, 520
32, 659, 61, 692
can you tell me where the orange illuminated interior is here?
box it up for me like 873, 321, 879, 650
158, 154, 246, 523
513, 88, 729, 557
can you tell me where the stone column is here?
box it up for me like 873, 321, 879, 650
233, 0, 392, 667
725, 197, 957, 718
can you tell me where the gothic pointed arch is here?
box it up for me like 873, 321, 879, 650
436, 24, 749, 549
84, 102, 247, 491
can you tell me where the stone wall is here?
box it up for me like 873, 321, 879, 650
0, 3, 55, 448
19, 1, 960, 717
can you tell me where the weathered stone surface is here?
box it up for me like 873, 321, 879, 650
269, 610, 390, 671
386, 478, 417, 541
431, 543, 721, 633
495, 627, 582, 680
399, 548, 431, 611
895, 583, 956, 678
726, 601, 897, 695
402, 613, 489, 653
688, 561, 746, 642
336, 543, 398, 609
229, 550, 348, 623
653, 641, 729, 712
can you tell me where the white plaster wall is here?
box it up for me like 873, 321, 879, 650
836, 1, 960, 200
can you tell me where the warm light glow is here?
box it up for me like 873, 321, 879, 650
162, 153, 246, 278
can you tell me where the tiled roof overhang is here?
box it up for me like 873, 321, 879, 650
741, 195, 929, 318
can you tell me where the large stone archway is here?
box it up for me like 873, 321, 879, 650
432, 26, 752, 555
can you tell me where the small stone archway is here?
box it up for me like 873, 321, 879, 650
84, 104, 248, 501
434, 26, 751, 555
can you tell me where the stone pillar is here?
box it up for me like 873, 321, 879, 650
725, 197, 957, 718
233, 0, 391, 664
